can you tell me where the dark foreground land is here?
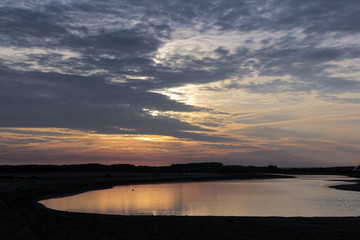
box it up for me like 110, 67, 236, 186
1, 165, 360, 240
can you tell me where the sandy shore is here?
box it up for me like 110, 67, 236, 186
1, 172, 360, 240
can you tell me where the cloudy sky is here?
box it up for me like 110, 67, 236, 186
1, 0, 360, 167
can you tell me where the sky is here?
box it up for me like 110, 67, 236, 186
1, 0, 360, 167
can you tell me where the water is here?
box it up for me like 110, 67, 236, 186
39, 175, 360, 217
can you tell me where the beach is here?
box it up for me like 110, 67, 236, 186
1, 172, 360, 240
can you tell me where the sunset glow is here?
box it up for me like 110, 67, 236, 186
1, 0, 360, 167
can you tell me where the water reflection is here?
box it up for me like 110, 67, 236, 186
40, 175, 360, 216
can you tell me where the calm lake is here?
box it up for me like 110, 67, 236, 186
40, 175, 360, 217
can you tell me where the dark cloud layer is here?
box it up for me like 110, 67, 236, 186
0, 64, 235, 142
1, 0, 359, 144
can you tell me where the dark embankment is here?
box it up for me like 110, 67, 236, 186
330, 179, 360, 192
1, 163, 360, 240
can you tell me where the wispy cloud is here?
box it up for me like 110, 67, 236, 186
1, 0, 360, 166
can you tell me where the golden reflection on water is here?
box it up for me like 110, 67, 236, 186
45, 184, 193, 215
40, 176, 360, 217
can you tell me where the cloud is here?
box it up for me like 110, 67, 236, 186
2, 1, 359, 93
318, 94, 360, 104
202, 144, 260, 150
232, 112, 294, 125
233, 126, 325, 140
1, 0, 360, 162
0, 64, 235, 142
0, 7, 67, 41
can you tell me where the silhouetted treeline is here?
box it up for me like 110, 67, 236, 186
0, 163, 137, 174
167, 162, 224, 172
0, 162, 357, 175
0, 162, 223, 174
